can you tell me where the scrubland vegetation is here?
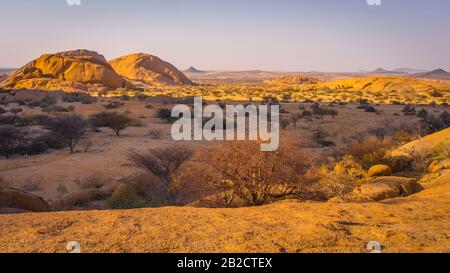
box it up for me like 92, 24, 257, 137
1, 85, 449, 213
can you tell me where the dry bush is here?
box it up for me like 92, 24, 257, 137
409, 146, 430, 173
347, 136, 392, 168
56, 189, 112, 210
103, 101, 124, 110
22, 181, 42, 192
147, 129, 164, 139
315, 155, 366, 200
431, 142, 450, 162
128, 144, 193, 205
80, 175, 106, 190
205, 140, 317, 207
0, 126, 29, 158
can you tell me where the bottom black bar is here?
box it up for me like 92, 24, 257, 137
0, 253, 446, 272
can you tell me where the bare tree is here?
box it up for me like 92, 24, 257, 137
46, 115, 89, 153
128, 145, 193, 204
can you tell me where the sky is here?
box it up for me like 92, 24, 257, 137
0, 0, 449, 72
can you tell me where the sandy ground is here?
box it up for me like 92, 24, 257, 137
0, 171, 448, 253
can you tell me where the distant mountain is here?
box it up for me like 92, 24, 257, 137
0, 68, 16, 74
394, 67, 427, 74
414, 69, 450, 80
372, 68, 407, 74
184, 66, 204, 73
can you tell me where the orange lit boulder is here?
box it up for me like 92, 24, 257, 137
1, 49, 133, 92
109, 53, 193, 86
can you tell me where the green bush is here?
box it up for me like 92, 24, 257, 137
108, 184, 145, 209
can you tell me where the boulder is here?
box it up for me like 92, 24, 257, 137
428, 159, 450, 174
0, 188, 50, 212
109, 53, 193, 86
349, 176, 423, 202
367, 164, 392, 177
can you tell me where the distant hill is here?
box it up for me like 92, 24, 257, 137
394, 68, 427, 74
372, 68, 407, 75
184, 66, 204, 73
414, 69, 450, 80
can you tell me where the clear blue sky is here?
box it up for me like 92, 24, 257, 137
0, 0, 449, 71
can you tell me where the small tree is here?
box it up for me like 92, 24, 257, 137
46, 115, 89, 153
280, 118, 291, 130
128, 145, 193, 204
90, 112, 133, 136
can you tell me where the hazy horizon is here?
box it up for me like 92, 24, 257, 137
0, 0, 449, 72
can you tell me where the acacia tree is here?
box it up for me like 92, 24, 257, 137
90, 112, 133, 136
47, 115, 89, 153
128, 144, 193, 205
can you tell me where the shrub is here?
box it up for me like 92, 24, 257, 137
147, 129, 163, 139
280, 118, 290, 130
312, 128, 335, 147
80, 175, 106, 190
206, 140, 317, 207
348, 136, 391, 168
46, 115, 89, 153
430, 142, 450, 162
365, 106, 377, 113
0, 126, 28, 158
313, 107, 338, 120
42, 105, 70, 113
128, 145, 192, 205
402, 105, 416, 116
316, 155, 366, 200
15, 114, 52, 127
9, 107, 23, 115
291, 113, 300, 128
157, 108, 174, 123
24, 133, 66, 154
103, 101, 123, 110
108, 184, 145, 209
0, 115, 18, 125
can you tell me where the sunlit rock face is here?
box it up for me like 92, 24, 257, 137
109, 53, 193, 86
1, 49, 133, 92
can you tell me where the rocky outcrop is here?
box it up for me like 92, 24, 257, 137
109, 53, 193, 86
264, 76, 320, 85
0, 188, 49, 212
350, 177, 423, 202
0, 50, 133, 92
